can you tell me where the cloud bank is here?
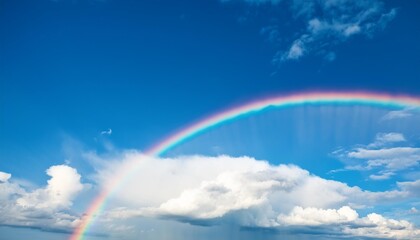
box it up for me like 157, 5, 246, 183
91, 152, 420, 239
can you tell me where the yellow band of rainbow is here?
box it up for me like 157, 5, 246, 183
70, 91, 420, 240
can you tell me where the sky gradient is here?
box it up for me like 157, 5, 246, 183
1, 0, 420, 239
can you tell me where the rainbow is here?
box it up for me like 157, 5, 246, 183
70, 91, 420, 240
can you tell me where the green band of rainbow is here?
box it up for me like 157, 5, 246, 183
69, 91, 420, 240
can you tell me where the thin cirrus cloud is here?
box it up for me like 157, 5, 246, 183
90, 152, 419, 238
0, 165, 85, 233
223, 0, 397, 62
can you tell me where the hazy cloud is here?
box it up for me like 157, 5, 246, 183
382, 107, 417, 120
100, 128, 112, 135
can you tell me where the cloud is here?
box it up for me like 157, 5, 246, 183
276, 206, 420, 239
369, 171, 395, 180
398, 179, 420, 198
0, 165, 85, 232
0, 171, 11, 182
277, 206, 358, 226
90, 152, 419, 238
368, 132, 406, 148
333, 133, 419, 180
344, 212, 420, 239
382, 107, 417, 120
282, 1, 396, 62
16, 165, 84, 209
347, 147, 420, 172
100, 128, 112, 135
225, 0, 397, 62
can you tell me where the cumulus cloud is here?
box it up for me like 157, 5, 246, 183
224, 0, 397, 62
90, 152, 419, 238
276, 205, 420, 239
345, 213, 420, 239
277, 206, 359, 226
0, 165, 85, 232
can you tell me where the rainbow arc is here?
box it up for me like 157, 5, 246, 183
70, 91, 420, 240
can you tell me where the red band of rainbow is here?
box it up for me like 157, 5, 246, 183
70, 91, 420, 240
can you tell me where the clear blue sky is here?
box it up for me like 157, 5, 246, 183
1, 0, 419, 239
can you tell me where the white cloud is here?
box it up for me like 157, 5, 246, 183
91, 153, 419, 238
382, 107, 418, 120
17, 165, 84, 209
226, 0, 397, 62
348, 147, 420, 172
101, 128, 112, 135
277, 206, 358, 226
333, 133, 419, 180
0, 171, 11, 182
368, 132, 406, 148
0, 165, 85, 232
345, 213, 420, 239
369, 171, 395, 180
398, 179, 420, 197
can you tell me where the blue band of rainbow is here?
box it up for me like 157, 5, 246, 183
70, 91, 420, 240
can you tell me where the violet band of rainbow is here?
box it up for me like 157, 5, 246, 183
69, 91, 420, 240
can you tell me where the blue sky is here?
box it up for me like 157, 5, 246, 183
1, 0, 420, 239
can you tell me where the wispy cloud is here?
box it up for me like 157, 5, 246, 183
333, 133, 420, 180
100, 128, 112, 135
224, 0, 397, 63
382, 107, 418, 121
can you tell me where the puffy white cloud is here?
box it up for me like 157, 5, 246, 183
91, 152, 419, 238
16, 165, 84, 209
345, 213, 420, 239
0, 165, 84, 232
277, 206, 358, 226
277, 205, 420, 239
92, 153, 271, 207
